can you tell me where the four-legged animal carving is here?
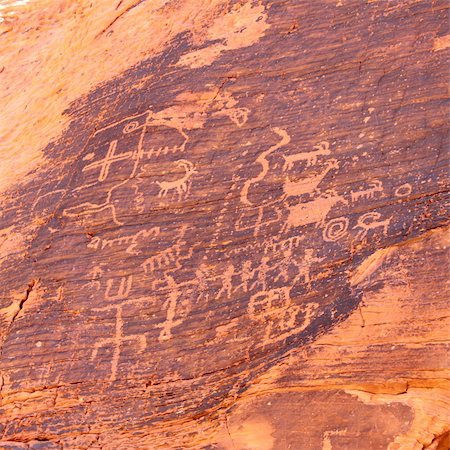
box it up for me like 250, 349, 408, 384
282, 190, 348, 232
282, 141, 331, 171
351, 179, 384, 202
283, 158, 340, 200
354, 211, 391, 240
156, 159, 197, 200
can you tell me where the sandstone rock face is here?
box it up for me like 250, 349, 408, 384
0, 1, 448, 449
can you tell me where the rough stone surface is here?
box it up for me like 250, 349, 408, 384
0, 0, 448, 448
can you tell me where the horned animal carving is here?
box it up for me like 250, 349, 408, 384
156, 159, 197, 200
282, 190, 348, 232
282, 141, 331, 171
282, 159, 340, 199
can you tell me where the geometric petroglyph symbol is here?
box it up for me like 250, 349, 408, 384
322, 216, 350, 242
353, 211, 392, 241
394, 183, 413, 198
141, 225, 192, 274
247, 287, 299, 322
104, 275, 133, 301
90, 302, 147, 382
63, 110, 191, 225
248, 287, 319, 346
156, 159, 197, 201
213, 107, 251, 128
83, 139, 131, 183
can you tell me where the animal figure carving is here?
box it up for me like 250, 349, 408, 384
354, 211, 391, 240
282, 141, 331, 171
283, 158, 339, 200
156, 159, 197, 200
282, 190, 348, 232
350, 180, 384, 202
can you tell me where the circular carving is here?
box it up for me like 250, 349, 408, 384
394, 183, 412, 197
322, 217, 349, 242
123, 120, 140, 134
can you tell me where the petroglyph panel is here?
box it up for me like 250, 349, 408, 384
0, 0, 448, 445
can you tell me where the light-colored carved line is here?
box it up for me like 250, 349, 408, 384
241, 127, 290, 205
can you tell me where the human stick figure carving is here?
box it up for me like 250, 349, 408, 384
157, 275, 184, 342
354, 211, 392, 240
241, 127, 291, 205
216, 263, 236, 299
282, 141, 331, 170
156, 159, 197, 200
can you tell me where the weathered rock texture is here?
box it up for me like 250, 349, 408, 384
0, 0, 449, 449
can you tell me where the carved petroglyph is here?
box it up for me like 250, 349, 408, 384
235, 203, 283, 237
248, 287, 320, 346
322, 429, 348, 450
282, 190, 348, 232
282, 159, 340, 200
216, 263, 236, 299
64, 90, 248, 226
194, 264, 211, 302
228, 234, 304, 257
63, 199, 123, 226
271, 247, 324, 289
142, 127, 189, 160
87, 227, 160, 255
156, 160, 197, 200
394, 183, 412, 198
141, 226, 192, 274
323, 217, 350, 242
215, 246, 323, 307
104, 275, 133, 301
354, 212, 392, 241
214, 107, 250, 127
264, 235, 304, 255
83, 266, 103, 291
32, 189, 66, 212
249, 256, 271, 292
91, 302, 147, 382
83, 139, 132, 183
63, 118, 148, 225
299, 249, 325, 287
157, 275, 185, 342
350, 180, 384, 202
282, 141, 331, 170
241, 128, 291, 205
